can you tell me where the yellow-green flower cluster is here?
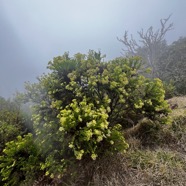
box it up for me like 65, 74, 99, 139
57, 96, 113, 160
74, 149, 84, 160
134, 99, 144, 109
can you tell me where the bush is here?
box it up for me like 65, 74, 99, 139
0, 96, 32, 153
0, 134, 42, 186
23, 51, 170, 178
163, 81, 176, 99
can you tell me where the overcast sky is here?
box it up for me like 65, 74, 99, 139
0, 0, 186, 98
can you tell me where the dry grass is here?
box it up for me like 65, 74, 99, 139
168, 96, 186, 109
168, 96, 186, 118
60, 148, 186, 186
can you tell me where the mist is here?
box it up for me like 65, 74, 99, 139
0, 0, 186, 98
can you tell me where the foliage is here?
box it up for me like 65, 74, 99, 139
163, 81, 175, 99
0, 134, 42, 186
22, 50, 170, 179
0, 96, 32, 153
58, 97, 128, 160
158, 37, 186, 94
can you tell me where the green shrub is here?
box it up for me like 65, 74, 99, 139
163, 81, 176, 99
23, 51, 170, 178
0, 134, 42, 186
0, 96, 33, 153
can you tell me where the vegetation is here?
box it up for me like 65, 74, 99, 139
158, 37, 186, 94
0, 96, 32, 153
118, 15, 186, 97
0, 5, 185, 183
0, 134, 41, 186
0, 16, 186, 183
60, 96, 186, 186
0, 50, 174, 185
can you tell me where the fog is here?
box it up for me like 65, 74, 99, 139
0, 0, 186, 98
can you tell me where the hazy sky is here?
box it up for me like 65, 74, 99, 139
0, 0, 186, 98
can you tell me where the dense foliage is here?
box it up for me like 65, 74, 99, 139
0, 51, 170, 184
0, 97, 34, 185
0, 134, 41, 186
0, 97, 32, 153
158, 37, 186, 94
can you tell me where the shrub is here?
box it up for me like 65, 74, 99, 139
0, 96, 32, 153
0, 134, 42, 186
23, 51, 170, 178
163, 81, 176, 99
